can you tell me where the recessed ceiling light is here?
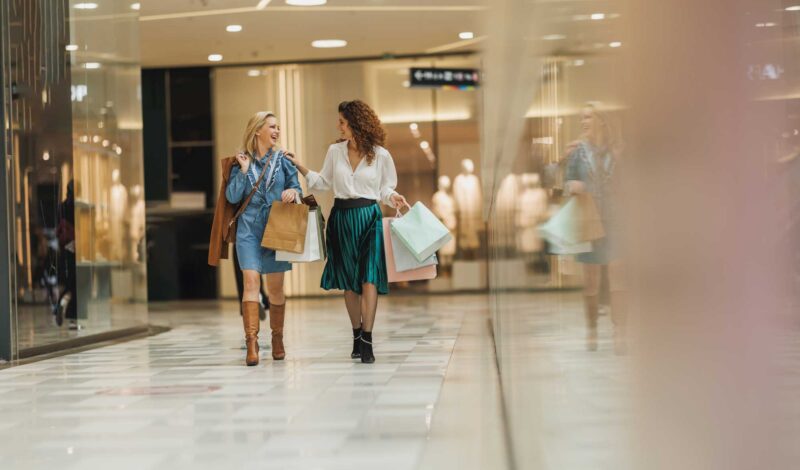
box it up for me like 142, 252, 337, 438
65, 44, 79, 51
311, 39, 347, 48
208, 54, 223, 62
74, 3, 98, 9
609, 41, 622, 48
573, 59, 585, 66
590, 13, 606, 20
409, 123, 419, 131
84, 62, 101, 69
786, 5, 800, 11
543, 34, 566, 41
459, 31, 475, 40
130, 3, 140, 10
420, 141, 430, 150
286, 0, 327, 5
247, 69, 261, 77
226, 24, 243, 32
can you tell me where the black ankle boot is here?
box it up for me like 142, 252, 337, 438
351, 327, 362, 359
360, 331, 375, 364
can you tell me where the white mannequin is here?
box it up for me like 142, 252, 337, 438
432, 175, 457, 264
516, 173, 548, 254
109, 169, 128, 261
129, 184, 146, 262
496, 173, 520, 253
453, 158, 483, 253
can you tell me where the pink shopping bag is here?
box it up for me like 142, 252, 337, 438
383, 217, 437, 283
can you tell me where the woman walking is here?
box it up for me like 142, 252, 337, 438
226, 111, 302, 366
286, 100, 407, 363
565, 104, 627, 354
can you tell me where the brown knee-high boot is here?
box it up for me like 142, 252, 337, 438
242, 301, 260, 366
585, 294, 599, 351
270, 303, 286, 360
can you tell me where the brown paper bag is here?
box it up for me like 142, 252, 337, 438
261, 202, 309, 253
575, 193, 605, 242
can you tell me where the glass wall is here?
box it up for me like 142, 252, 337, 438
0, 0, 147, 360
484, 1, 797, 469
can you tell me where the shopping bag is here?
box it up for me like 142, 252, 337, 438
276, 207, 324, 262
390, 219, 438, 272
537, 193, 605, 248
390, 202, 453, 263
383, 217, 437, 282
261, 201, 309, 253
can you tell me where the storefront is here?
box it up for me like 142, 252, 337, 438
0, 0, 148, 361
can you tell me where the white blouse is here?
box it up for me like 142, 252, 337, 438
306, 141, 399, 205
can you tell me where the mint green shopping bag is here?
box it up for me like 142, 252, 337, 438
390, 202, 453, 263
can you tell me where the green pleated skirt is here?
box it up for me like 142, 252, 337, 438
321, 203, 389, 295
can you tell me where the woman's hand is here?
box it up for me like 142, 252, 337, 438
283, 151, 308, 176
236, 153, 250, 174
390, 193, 409, 211
567, 180, 586, 195
281, 189, 299, 203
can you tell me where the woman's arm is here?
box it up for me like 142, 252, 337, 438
226, 164, 252, 204
379, 151, 408, 209
285, 146, 334, 192
280, 154, 303, 203
564, 145, 587, 194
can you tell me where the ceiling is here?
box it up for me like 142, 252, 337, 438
136, 0, 485, 68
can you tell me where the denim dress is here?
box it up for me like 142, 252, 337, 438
226, 149, 303, 274
565, 141, 620, 265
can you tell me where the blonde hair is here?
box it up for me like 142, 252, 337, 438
240, 111, 277, 159
583, 103, 622, 157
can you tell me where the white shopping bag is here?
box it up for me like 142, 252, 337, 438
389, 219, 438, 272
276, 208, 324, 263
390, 202, 453, 263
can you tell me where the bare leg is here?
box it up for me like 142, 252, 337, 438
344, 290, 362, 328
583, 264, 602, 351
609, 261, 627, 354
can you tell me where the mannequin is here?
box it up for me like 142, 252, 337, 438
453, 158, 483, 256
432, 175, 457, 265
129, 184, 146, 263
496, 173, 520, 254
516, 173, 549, 255
109, 169, 128, 261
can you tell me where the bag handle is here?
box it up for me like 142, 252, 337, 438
393, 201, 413, 218
229, 155, 270, 230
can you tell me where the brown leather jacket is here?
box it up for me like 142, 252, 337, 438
208, 156, 238, 266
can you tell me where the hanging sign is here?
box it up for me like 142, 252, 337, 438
409, 68, 480, 89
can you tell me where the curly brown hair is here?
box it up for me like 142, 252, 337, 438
338, 100, 386, 165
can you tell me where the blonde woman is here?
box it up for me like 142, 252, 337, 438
226, 112, 302, 365
565, 104, 627, 353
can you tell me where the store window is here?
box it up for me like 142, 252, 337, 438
0, 0, 147, 360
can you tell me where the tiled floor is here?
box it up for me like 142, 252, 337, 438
0, 295, 507, 470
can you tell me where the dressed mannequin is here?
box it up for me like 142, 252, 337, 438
496, 173, 520, 254
432, 175, 457, 265
516, 173, 549, 255
129, 184, 146, 263
109, 169, 128, 261
453, 158, 483, 256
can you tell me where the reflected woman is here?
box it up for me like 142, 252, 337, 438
226, 111, 302, 366
565, 104, 627, 354
286, 100, 408, 363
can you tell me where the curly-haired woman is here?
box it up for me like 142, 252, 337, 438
286, 100, 407, 363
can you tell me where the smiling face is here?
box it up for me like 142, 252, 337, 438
257, 115, 280, 149
580, 107, 596, 139
338, 113, 353, 141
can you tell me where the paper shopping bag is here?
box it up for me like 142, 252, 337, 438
276, 207, 323, 262
383, 218, 437, 283
389, 202, 453, 263
390, 219, 438, 272
261, 201, 309, 253
538, 194, 605, 248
